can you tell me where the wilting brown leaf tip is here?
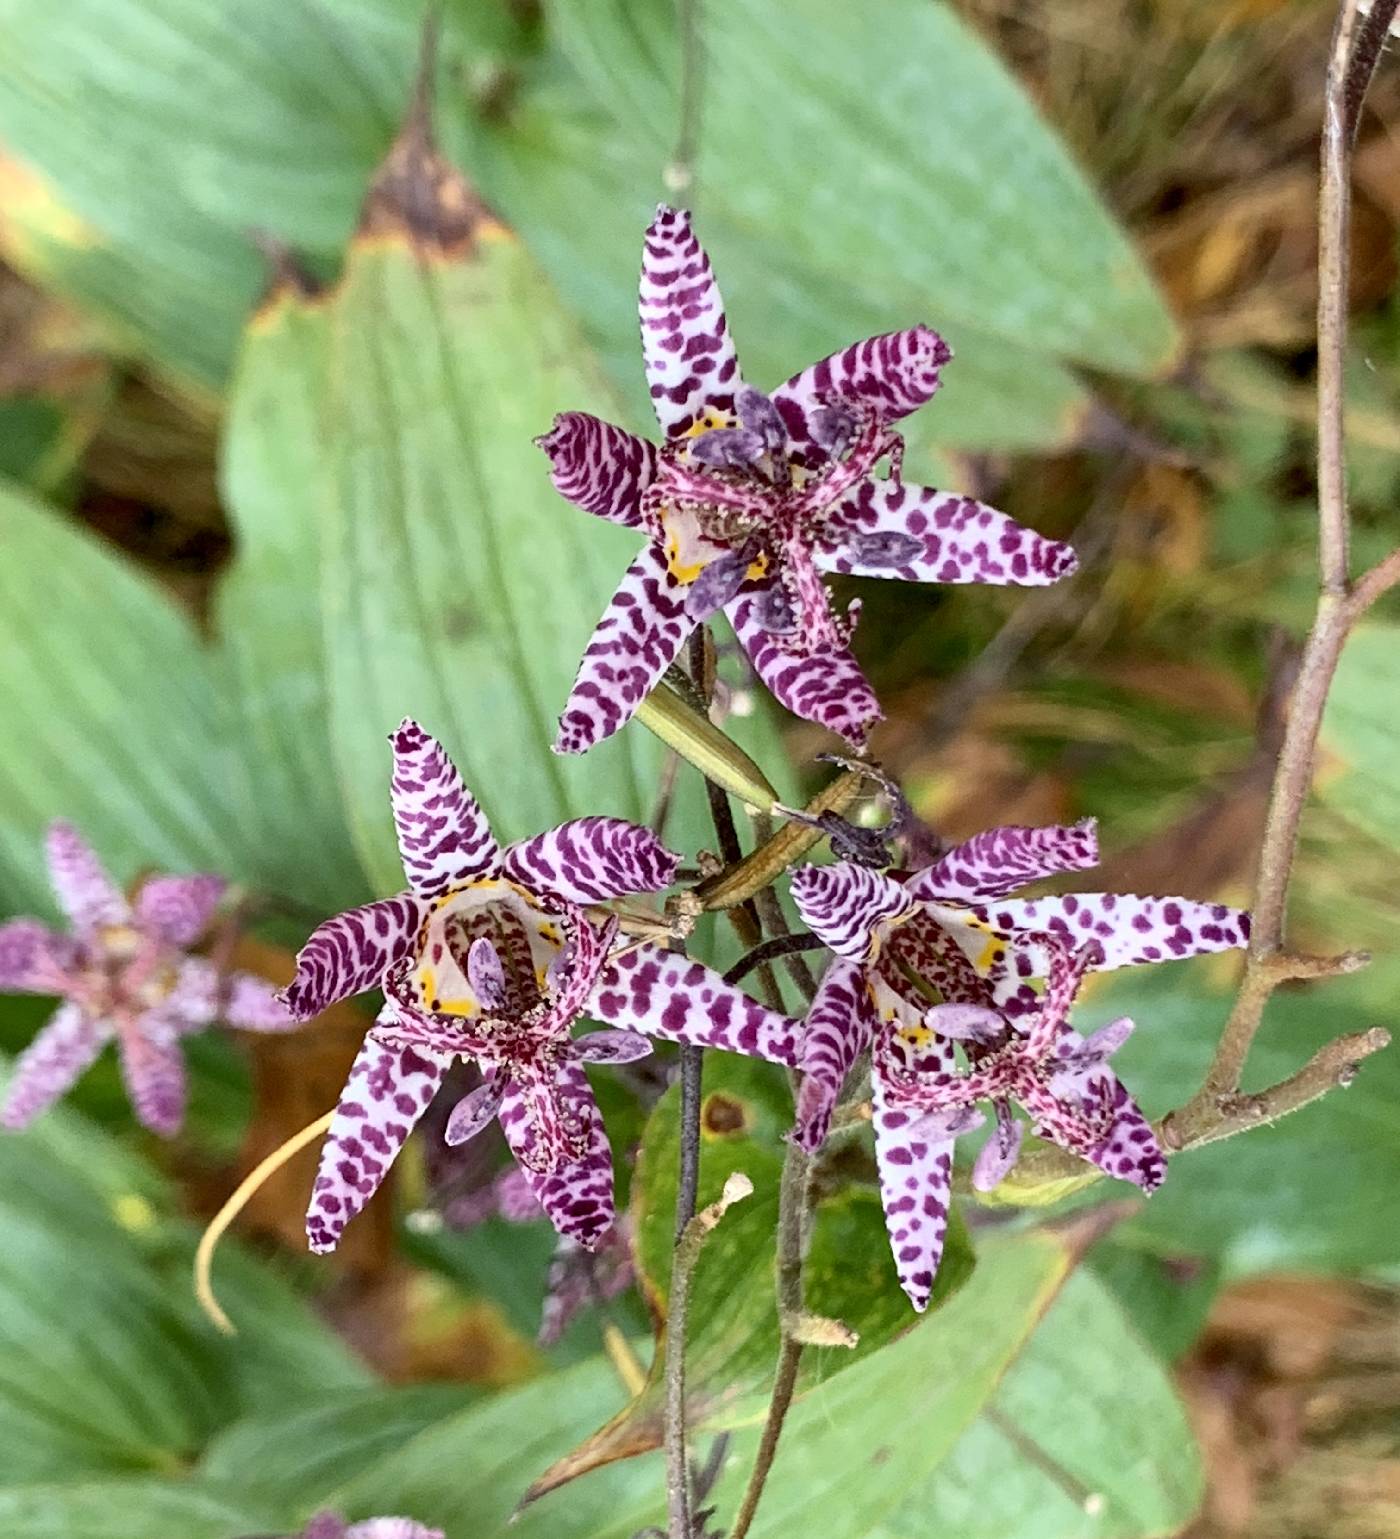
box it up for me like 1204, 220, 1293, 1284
250, 231, 324, 312
357, 13, 497, 254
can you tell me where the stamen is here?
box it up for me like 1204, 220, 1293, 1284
842, 529, 923, 568
750, 582, 797, 635
466, 936, 507, 1012
684, 549, 752, 619
194, 1108, 336, 1334
971, 1101, 1024, 1192
736, 386, 787, 454
810, 402, 857, 458
924, 1002, 1005, 1045
688, 427, 765, 470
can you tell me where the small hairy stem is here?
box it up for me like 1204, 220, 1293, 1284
1163, 1026, 1391, 1152
676, 1035, 703, 1245
665, 1174, 753, 1539
697, 770, 865, 910
728, 1143, 810, 1539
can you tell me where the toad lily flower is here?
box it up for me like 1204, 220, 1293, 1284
538, 204, 1078, 753
789, 819, 1250, 1309
283, 719, 801, 1253
0, 822, 291, 1136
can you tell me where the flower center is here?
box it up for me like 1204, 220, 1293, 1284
644, 388, 902, 653
403, 878, 568, 1026
74, 924, 178, 1018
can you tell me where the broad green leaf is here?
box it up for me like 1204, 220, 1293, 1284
199, 1384, 474, 1510
1318, 624, 1400, 851
1078, 959, 1400, 1273
0, 1071, 368, 1478
0, 0, 1097, 451
301, 110, 786, 880
869, 1269, 1203, 1539
545, 0, 1177, 375
0, 0, 420, 392
526, 1053, 973, 1497
216, 277, 370, 914
0, 478, 252, 911
0, 1480, 284, 1539
1088, 1238, 1221, 1365
328, 1226, 1076, 1537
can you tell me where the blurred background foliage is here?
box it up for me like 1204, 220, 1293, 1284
0, 0, 1396, 1535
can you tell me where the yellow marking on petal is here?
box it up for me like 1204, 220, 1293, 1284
898, 1025, 933, 1050
745, 552, 770, 581
665, 532, 705, 584
685, 407, 735, 438
111, 1193, 157, 1234
975, 938, 1007, 975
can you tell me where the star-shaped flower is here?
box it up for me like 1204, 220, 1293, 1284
0, 822, 292, 1136
537, 204, 1079, 753
283, 719, 802, 1253
788, 819, 1250, 1309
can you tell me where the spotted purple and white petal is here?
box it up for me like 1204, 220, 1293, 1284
772, 326, 951, 458
502, 818, 679, 906
1027, 1054, 1166, 1194
165, 956, 221, 1030
872, 1072, 957, 1312
44, 820, 129, 934
789, 862, 913, 961
498, 1063, 616, 1249
222, 971, 298, 1032
640, 204, 743, 438
282, 895, 427, 1021
0, 918, 71, 994
818, 481, 1078, 588
907, 820, 1100, 906
535, 412, 657, 529
133, 873, 226, 948
556, 542, 693, 755
957, 893, 1251, 973
390, 720, 499, 896
792, 959, 876, 1153
589, 944, 801, 1065
306, 1032, 450, 1252
728, 592, 882, 746
0, 1002, 108, 1130
118, 1013, 187, 1137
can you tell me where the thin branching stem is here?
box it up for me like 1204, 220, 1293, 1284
666, 1175, 752, 1539
1113, 0, 1398, 1160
